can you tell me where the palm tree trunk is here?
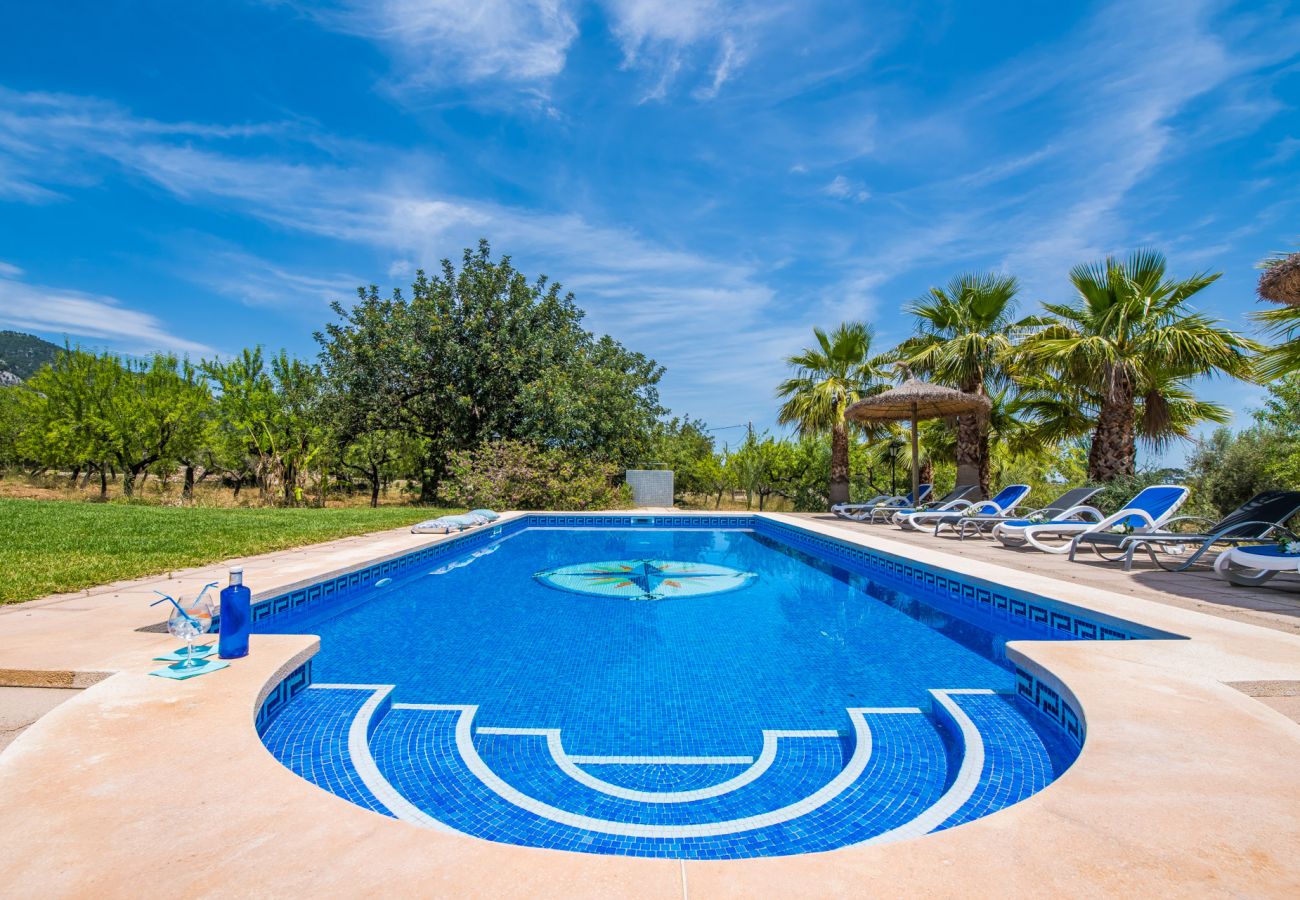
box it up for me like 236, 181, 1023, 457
829, 422, 850, 507
955, 378, 988, 496
1089, 370, 1137, 481
955, 413, 986, 495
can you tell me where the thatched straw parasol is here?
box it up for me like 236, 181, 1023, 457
1258, 251, 1300, 307
845, 370, 990, 507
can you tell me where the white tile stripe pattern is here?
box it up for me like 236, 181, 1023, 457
316, 687, 991, 843
857, 689, 991, 846
310, 684, 460, 834
474, 725, 840, 803
395, 702, 887, 838
567, 755, 757, 765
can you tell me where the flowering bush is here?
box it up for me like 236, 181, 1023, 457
442, 440, 632, 511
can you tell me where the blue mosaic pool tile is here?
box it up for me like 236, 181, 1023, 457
249, 513, 1157, 665
937, 692, 1055, 830
260, 686, 392, 817
578, 762, 749, 792
473, 729, 845, 825
363, 701, 951, 859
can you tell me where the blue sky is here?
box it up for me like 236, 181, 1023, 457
1, 1, 1298, 460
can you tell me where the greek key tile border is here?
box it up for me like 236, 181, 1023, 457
751, 518, 1150, 643
255, 660, 313, 736
1014, 665, 1085, 747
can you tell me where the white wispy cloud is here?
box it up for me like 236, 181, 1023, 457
0, 275, 215, 357
183, 248, 366, 311
821, 174, 869, 203
0, 88, 801, 418
298, 0, 782, 102
605, 0, 782, 100
300, 0, 578, 88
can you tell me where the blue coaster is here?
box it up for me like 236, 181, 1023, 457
153, 644, 217, 662
149, 658, 230, 680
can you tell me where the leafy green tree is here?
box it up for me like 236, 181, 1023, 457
1253, 372, 1300, 487
341, 430, 423, 507
162, 360, 215, 502
1186, 428, 1272, 516
105, 354, 212, 498
1017, 250, 1258, 481
0, 385, 25, 472
21, 349, 207, 498
20, 348, 114, 493
647, 417, 717, 501
776, 322, 887, 507
442, 439, 630, 510
204, 348, 325, 505
318, 241, 664, 498
892, 273, 1026, 495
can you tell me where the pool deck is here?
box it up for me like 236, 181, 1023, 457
1, 510, 1299, 897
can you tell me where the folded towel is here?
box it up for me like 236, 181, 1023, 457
471, 508, 501, 521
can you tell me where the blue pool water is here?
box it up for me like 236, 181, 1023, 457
257, 523, 1090, 858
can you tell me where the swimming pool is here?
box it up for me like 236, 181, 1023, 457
254, 515, 1154, 858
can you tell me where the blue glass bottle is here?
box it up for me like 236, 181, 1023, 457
218, 566, 250, 659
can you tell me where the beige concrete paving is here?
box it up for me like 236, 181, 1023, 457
1, 510, 1299, 898
804, 512, 1300, 636
0, 685, 80, 752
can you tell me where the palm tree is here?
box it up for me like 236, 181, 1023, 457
777, 322, 888, 506
1015, 370, 1231, 458
1017, 250, 1258, 481
891, 272, 1024, 495
1254, 304, 1300, 379
1254, 247, 1300, 379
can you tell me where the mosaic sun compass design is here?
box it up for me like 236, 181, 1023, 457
534, 559, 757, 600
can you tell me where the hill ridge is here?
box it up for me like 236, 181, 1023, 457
0, 331, 63, 381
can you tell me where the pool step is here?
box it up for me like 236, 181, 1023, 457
260, 685, 394, 818
934, 691, 1060, 830
363, 699, 957, 858
259, 685, 1067, 859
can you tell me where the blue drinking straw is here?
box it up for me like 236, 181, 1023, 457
150, 590, 199, 625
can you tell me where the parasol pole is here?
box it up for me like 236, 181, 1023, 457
910, 401, 920, 506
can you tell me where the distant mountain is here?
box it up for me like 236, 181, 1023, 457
0, 331, 62, 381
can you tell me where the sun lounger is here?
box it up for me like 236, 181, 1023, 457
897, 484, 1030, 532
857, 484, 977, 525
931, 486, 1103, 539
992, 484, 1188, 554
832, 485, 932, 520
1070, 490, 1300, 570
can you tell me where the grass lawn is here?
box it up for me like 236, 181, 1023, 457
0, 499, 455, 604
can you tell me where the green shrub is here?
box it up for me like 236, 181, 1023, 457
442, 439, 631, 510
